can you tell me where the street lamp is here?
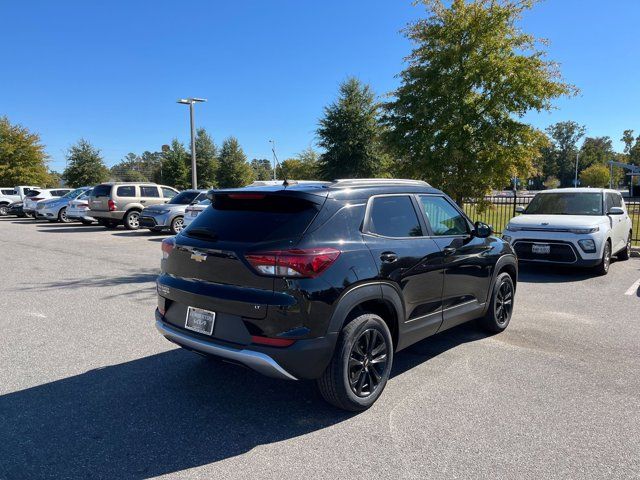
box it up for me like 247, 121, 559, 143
574, 151, 580, 187
177, 97, 207, 189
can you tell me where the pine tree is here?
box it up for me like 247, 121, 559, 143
216, 137, 254, 188
0, 116, 50, 185
161, 139, 189, 189
193, 128, 218, 188
62, 139, 109, 187
317, 78, 388, 180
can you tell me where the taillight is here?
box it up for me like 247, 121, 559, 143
251, 335, 295, 347
108, 199, 116, 211
161, 237, 175, 259
31, 197, 43, 202
245, 248, 340, 278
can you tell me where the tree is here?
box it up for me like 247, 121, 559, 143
278, 147, 320, 180
384, 0, 575, 205
542, 176, 560, 189
45, 170, 62, 187
544, 121, 586, 187
0, 116, 49, 186
579, 137, 614, 169
216, 137, 254, 188
580, 164, 610, 188
317, 77, 389, 180
62, 139, 109, 187
194, 128, 218, 188
161, 140, 189, 189
250, 158, 274, 181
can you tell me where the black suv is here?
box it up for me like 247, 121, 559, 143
156, 179, 517, 411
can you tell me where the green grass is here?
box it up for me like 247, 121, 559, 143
464, 201, 640, 246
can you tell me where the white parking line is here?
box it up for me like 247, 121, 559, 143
624, 278, 640, 296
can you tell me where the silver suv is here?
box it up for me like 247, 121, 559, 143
88, 183, 179, 230
140, 189, 207, 234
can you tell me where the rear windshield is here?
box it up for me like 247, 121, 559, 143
25, 190, 41, 197
525, 193, 603, 216
93, 185, 112, 197
169, 191, 203, 205
185, 193, 319, 243
62, 188, 88, 199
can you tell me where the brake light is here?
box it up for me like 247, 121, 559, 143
245, 248, 340, 278
108, 199, 116, 211
228, 193, 266, 200
31, 197, 43, 202
250, 336, 295, 347
161, 237, 175, 259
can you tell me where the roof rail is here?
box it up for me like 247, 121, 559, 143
332, 178, 431, 187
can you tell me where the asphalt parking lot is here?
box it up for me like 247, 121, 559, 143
1, 217, 639, 480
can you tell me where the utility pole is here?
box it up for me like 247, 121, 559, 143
177, 98, 207, 189
574, 151, 580, 187
269, 140, 279, 180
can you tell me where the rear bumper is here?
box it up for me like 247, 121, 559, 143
155, 309, 337, 380
90, 210, 125, 220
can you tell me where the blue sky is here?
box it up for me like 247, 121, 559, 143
2, 0, 639, 172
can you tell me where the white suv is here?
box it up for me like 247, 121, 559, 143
502, 188, 633, 275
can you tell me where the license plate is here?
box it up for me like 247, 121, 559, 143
184, 306, 216, 335
531, 243, 551, 255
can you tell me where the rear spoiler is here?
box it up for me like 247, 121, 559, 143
206, 188, 328, 205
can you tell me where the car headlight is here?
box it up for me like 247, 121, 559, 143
578, 239, 596, 253
570, 227, 599, 234
505, 223, 521, 232
502, 234, 512, 243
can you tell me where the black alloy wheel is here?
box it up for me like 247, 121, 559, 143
348, 328, 388, 397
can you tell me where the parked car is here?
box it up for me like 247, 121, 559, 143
66, 189, 96, 224
14, 186, 41, 199
140, 189, 207, 234
7, 201, 25, 217
502, 188, 633, 275
156, 179, 517, 411
182, 199, 210, 228
88, 183, 180, 230
35, 187, 92, 223
23, 188, 73, 217
0, 186, 38, 215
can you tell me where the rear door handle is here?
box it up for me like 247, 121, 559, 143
443, 247, 457, 256
380, 251, 398, 263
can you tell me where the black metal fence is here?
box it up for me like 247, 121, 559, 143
463, 195, 640, 245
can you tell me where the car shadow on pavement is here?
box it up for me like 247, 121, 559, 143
112, 230, 169, 238
0, 349, 351, 479
517, 263, 609, 283
36, 226, 106, 233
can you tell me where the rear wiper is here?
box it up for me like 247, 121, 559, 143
186, 228, 218, 241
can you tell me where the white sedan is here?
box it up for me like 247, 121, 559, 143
502, 188, 633, 275
182, 199, 210, 228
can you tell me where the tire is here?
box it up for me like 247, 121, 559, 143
170, 216, 185, 235
124, 210, 140, 230
317, 313, 393, 412
617, 232, 632, 261
58, 207, 71, 223
478, 272, 515, 334
594, 240, 611, 275
0, 204, 8, 216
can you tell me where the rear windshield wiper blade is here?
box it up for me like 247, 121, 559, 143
186, 228, 218, 241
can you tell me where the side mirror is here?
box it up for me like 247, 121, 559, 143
206, 189, 216, 203
474, 221, 493, 238
608, 207, 624, 215
515, 205, 525, 213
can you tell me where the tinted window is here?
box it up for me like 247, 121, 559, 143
1, 189, 16, 195
185, 193, 319, 243
526, 193, 603, 215
51, 190, 68, 196
162, 187, 177, 199
420, 196, 469, 236
93, 185, 112, 197
169, 191, 200, 205
62, 188, 88, 199
25, 190, 41, 197
604, 193, 615, 212
117, 186, 136, 197
612, 193, 622, 208
367, 196, 422, 237
141, 186, 160, 197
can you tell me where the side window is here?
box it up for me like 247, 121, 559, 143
161, 187, 177, 199
141, 186, 160, 198
419, 196, 469, 236
117, 186, 136, 197
604, 193, 615, 212
612, 193, 622, 208
367, 196, 422, 237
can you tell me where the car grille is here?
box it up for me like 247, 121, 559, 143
513, 241, 577, 263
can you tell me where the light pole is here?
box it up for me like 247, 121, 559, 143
574, 151, 580, 187
177, 98, 207, 189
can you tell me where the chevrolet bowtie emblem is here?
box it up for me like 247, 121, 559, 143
190, 251, 208, 263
